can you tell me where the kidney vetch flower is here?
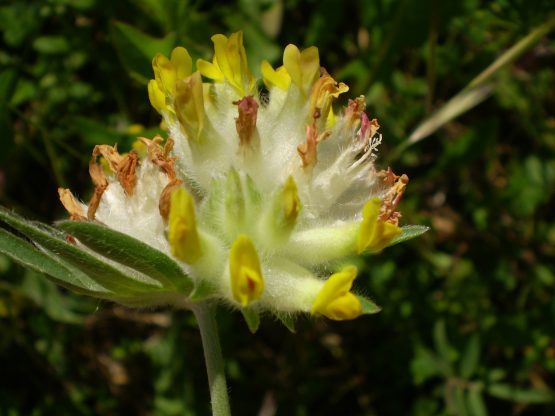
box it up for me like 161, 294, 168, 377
0, 31, 430, 415
51, 31, 428, 327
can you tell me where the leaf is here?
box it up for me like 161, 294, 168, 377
0, 227, 110, 297
357, 295, 382, 315
131, 0, 169, 27
0, 208, 160, 295
57, 220, 193, 293
467, 15, 555, 90
388, 225, 430, 247
487, 368, 506, 383
20, 271, 85, 324
460, 334, 481, 379
407, 84, 493, 146
274, 311, 296, 333
0, 69, 17, 165
433, 320, 455, 376
33, 36, 70, 54
189, 279, 216, 301
402, 15, 555, 149
453, 385, 469, 416
411, 345, 442, 384
467, 388, 488, 416
110, 21, 176, 84
0, 69, 18, 100
487, 383, 555, 404
241, 307, 260, 333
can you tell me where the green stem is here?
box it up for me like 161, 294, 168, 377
192, 302, 231, 416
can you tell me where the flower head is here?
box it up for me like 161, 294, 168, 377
54, 32, 428, 328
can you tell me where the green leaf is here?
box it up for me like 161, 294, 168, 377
110, 21, 176, 84
130, 0, 169, 27
189, 279, 216, 301
433, 320, 455, 376
0, 208, 160, 295
357, 295, 381, 315
460, 334, 481, 379
487, 368, 506, 383
411, 345, 442, 384
407, 84, 493, 146
453, 386, 469, 416
467, 388, 488, 416
33, 36, 70, 54
57, 220, 193, 294
466, 15, 555, 90
487, 383, 555, 404
0, 69, 17, 165
0, 227, 111, 297
20, 271, 86, 324
0, 69, 18, 101
388, 225, 430, 247
274, 311, 296, 333
241, 307, 260, 333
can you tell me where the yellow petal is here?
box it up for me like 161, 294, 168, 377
209, 32, 254, 96
197, 59, 225, 82
326, 108, 336, 128
171, 47, 193, 80
357, 197, 402, 253
174, 71, 205, 141
168, 187, 202, 263
311, 266, 362, 320
283, 44, 302, 88
325, 292, 362, 320
299, 46, 320, 89
261, 60, 291, 90
309, 73, 349, 126
283, 44, 320, 94
152, 53, 176, 95
229, 234, 264, 306
282, 176, 301, 225
148, 79, 166, 113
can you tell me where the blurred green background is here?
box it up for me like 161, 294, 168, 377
1, 0, 555, 414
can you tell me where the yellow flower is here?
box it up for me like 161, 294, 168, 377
197, 32, 254, 96
311, 266, 362, 320
283, 44, 320, 94
358, 197, 402, 253
261, 61, 291, 90
229, 234, 264, 306
168, 187, 202, 264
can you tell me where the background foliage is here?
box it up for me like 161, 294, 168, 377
1, 0, 555, 414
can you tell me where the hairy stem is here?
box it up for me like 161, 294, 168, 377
192, 302, 231, 416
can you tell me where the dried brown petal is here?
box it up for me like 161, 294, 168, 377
58, 188, 85, 220
163, 137, 174, 156
357, 113, 380, 146
139, 136, 177, 180
87, 184, 107, 220
87, 146, 114, 220
297, 125, 318, 168
158, 178, 183, 221
117, 152, 139, 196
297, 108, 331, 169
91, 145, 124, 173
377, 168, 409, 225
345, 96, 366, 128
233, 96, 259, 147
